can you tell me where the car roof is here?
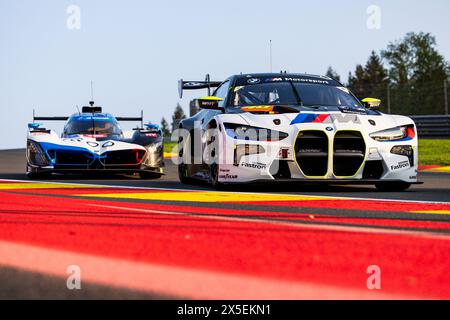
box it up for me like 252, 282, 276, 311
228, 73, 342, 88
233, 72, 334, 80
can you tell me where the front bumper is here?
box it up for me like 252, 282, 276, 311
26, 140, 164, 176
27, 167, 164, 175
215, 125, 419, 184
218, 178, 423, 186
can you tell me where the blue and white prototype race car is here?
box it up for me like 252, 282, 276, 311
26, 102, 164, 179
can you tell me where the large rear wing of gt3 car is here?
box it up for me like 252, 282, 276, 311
178, 74, 222, 98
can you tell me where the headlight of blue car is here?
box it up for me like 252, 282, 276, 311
27, 140, 50, 166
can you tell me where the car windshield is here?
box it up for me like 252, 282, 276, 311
231, 82, 364, 110
64, 118, 122, 136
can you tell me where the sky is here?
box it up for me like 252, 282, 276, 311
1, 0, 449, 149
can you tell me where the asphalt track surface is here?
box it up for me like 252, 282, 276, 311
0, 149, 449, 299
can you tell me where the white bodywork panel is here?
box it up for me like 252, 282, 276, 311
205, 111, 418, 184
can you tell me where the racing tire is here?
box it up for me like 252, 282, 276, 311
210, 162, 226, 190
177, 130, 197, 185
178, 163, 195, 184
375, 181, 412, 192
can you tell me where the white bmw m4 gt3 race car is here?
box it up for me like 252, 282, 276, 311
176, 73, 421, 191
26, 102, 164, 179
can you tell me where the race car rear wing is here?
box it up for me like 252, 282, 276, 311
178, 74, 222, 98
33, 109, 145, 127
116, 110, 144, 123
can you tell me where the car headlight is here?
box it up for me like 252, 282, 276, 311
370, 125, 415, 142
27, 140, 50, 166
224, 123, 288, 142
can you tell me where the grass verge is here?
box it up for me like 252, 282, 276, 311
419, 139, 450, 166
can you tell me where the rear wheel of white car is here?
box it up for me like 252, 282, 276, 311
375, 182, 411, 192
177, 132, 195, 185
178, 163, 195, 184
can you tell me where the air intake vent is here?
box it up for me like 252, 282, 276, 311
104, 150, 146, 166
363, 160, 384, 179
333, 131, 366, 177
295, 131, 328, 176
54, 151, 92, 166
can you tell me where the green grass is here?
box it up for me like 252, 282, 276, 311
163, 141, 178, 154
165, 140, 450, 165
419, 139, 450, 166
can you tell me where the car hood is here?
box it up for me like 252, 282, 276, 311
221, 111, 415, 133
29, 132, 145, 154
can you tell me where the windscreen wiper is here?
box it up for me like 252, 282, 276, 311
288, 80, 303, 107
302, 105, 322, 109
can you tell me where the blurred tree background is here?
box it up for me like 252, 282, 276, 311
332, 32, 450, 115
174, 32, 450, 119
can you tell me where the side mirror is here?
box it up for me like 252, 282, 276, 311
362, 98, 381, 110
194, 96, 224, 111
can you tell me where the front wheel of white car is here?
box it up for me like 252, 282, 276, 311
210, 162, 226, 190
375, 182, 412, 192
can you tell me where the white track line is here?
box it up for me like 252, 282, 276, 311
88, 204, 450, 240
1, 178, 450, 205
0, 240, 424, 300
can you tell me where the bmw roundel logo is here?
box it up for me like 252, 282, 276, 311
247, 78, 261, 84
325, 127, 334, 131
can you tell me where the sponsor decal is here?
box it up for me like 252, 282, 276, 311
76, 116, 110, 121
409, 176, 417, 180
262, 77, 330, 84
290, 113, 330, 125
290, 113, 361, 125
339, 106, 366, 114
284, 77, 330, 85
247, 78, 261, 84
219, 169, 230, 173
240, 162, 267, 170
83, 134, 107, 139
391, 160, 410, 171
219, 174, 238, 179
237, 76, 332, 86
265, 77, 283, 82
